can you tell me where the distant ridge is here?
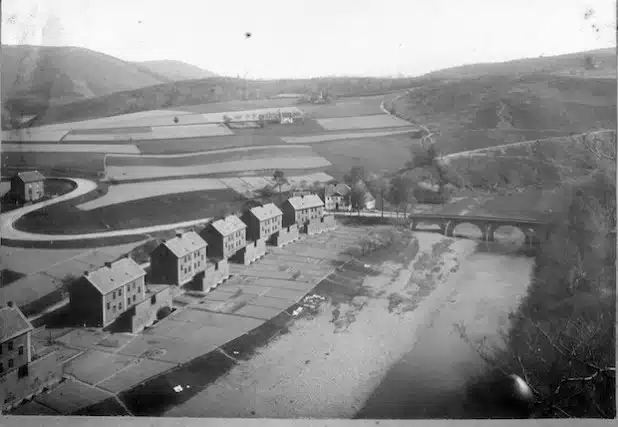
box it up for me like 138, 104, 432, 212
135, 60, 217, 81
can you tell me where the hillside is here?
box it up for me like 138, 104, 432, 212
28, 76, 421, 127
421, 48, 616, 80
390, 48, 617, 155
135, 60, 217, 81
1, 45, 173, 120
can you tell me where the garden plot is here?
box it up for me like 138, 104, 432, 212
33, 110, 197, 131
1, 143, 140, 154
77, 178, 228, 210
316, 114, 411, 131
35, 379, 112, 414
105, 156, 331, 181
96, 358, 177, 394
63, 124, 233, 142
2, 128, 70, 142
282, 128, 419, 144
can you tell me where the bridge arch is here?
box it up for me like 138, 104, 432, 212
444, 220, 487, 240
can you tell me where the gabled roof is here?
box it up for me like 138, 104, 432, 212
84, 257, 146, 295
285, 194, 324, 211
324, 183, 351, 197
14, 170, 45, 183
210, 215, 247, 236
0, 305, 33, 343
250, 203, 283, 221
160, 231, 207, 258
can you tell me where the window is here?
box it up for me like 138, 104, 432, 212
113, 305, 116, 313
18, 346, 24, 356
118, 288, 122, 296
0, 363, 3, 373
151, 294, 157, 304
133, 295, 136, 302
107, 302, 110, 310
8, 340, 13, 351
8, 359, 14, 368
137, 286, 141, 293
112, 291, 116, 299
119, 302, 123, 311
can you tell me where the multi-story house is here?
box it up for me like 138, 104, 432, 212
322, 183, 351, 211
242, 203, 283, 242
0, 303, 33, 380
149, 231, 207, 286
69, 257, 146, 328
281, 194, 324, 228
200, 215, 247, 259
10, 171, 45, 203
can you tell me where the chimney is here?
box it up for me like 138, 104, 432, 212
7, 301, 14, 308
104, 261, 112, 269
176, 231, 183, 238
84, 271, 89, 276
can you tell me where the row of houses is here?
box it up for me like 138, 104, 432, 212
67, 195, 334, 332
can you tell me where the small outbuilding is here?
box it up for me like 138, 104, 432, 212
10, 171, 45, 203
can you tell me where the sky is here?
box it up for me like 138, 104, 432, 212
2, 0, 616, 79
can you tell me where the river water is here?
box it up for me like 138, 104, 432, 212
357, 228, 535, 418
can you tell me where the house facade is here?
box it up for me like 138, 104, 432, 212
243, 203, 283, 242
149, 231, 208, 286
69, 257, 147, 328
10, 171, 45, 203
200, 215, 247, 259
0, 303, 33, 381
282, 194, 324, 228
322, 183, 351, 211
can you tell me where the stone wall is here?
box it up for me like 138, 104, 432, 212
197, 259, 230, 292
232, 239, 266, 265
272, 225, 299, 247
0, 350, 63, 413
126, 286, 174, 333
304, 215, 337, 235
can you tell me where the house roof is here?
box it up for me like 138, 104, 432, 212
84, 257, 146, 295
286, 194, 324, 211
210, 215, 247, 236
0, 305, 33, 343
14, 170, 45, 183
161, 231, 207, 258
324, 183, 351, 197
250, 203, 282, 221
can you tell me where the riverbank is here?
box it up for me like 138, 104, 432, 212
164, 230, 485, 418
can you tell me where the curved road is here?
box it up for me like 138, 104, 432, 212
0, 178, 212, 243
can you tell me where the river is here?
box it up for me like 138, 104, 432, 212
164, 226, 535, 419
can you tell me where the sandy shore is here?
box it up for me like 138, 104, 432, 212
165, 231, 479, 418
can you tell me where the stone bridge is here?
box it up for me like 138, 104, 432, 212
407, 213, 549, 245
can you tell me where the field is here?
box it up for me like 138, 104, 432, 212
1, 144, 140, 153
316, 115, 411, 131
281, 127, 419, 144
2, 129, 70, 142
14, 188, 243, 235
63, 124, 234, 141
105, 156, 330, 181
172, 98, 301, 113
299, 97, 386, 118
2, 152, 106, 178
312, 133, 420, 179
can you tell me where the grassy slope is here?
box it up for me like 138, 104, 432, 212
392, 48, 616, 155
29, 76, 421, 127
2, 44, 172, 118
135, 60, 217, 81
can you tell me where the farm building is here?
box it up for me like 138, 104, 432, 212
69, 257, 146, 328
282, 194, 324, 228
200, 215, 247, 259
0, 303, 33, 381
10, 171, 45, 203
149, 231, 207, 286
322, 183, 352, 211
242, 203, 283, 242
